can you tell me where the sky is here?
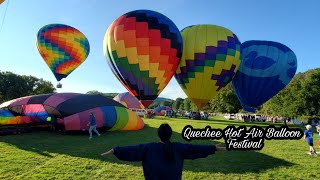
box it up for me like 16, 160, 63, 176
0, 0, 319, 100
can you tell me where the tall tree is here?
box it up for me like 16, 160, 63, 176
173, 98, 183, 110
0, 71, 55, 103
183, 98, 191, 111
160, 100, 173, 107
209, 84, 241, 113
260, 68, 320, 118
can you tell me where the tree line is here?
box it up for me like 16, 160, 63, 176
148, 68, 320, 120
0, 71, 55, 104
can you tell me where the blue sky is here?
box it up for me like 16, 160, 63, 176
0, 0, 319, 100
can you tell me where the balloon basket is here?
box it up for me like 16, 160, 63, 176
56, 83, 62, 88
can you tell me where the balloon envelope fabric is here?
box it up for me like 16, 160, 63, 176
175, 25, 241, 108
113, 92, 144, 109
0, 93, 144, 131
104, 10, 183, 108
232, 40, 297, 112
36, 24, 90, 81
154, 106, 172, 116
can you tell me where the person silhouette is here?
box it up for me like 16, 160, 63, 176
101, 123, 226, 179
87, 112, 100, 140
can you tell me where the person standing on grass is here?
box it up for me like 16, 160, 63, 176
304, 125, 317, 155
50, 116, 57, 132
87, 112, 100, 140
317, 125, 320, 148
101, 123, 226, 180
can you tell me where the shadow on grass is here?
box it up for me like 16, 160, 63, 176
0, 123, 294, 174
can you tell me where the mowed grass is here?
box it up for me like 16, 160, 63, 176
0, 116, 319, 179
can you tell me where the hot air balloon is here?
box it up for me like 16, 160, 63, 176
175, 25, 241, 109
0, 93, 144, 131
103, 10, 182, 108
36, 24, 90, 88
232, 40, 297, 112
113, 92, 144, 109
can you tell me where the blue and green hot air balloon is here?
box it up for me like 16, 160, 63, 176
232, 40, 297, 112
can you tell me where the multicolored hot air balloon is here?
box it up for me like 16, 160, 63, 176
232, 40, 297, 112
103, 10, 183, 108
36, 24, 90, 87
175, 25, 241, 109
113, 92, 144, 109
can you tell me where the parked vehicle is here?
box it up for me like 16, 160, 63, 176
200, 111, 208, 120
165, 110, 176, 118
188, 112, 201, 120
130, 108, 146, 117
224, 114, 235, 120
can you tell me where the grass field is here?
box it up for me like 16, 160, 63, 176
0, 116, 319, 179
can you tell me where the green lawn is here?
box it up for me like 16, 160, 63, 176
0, 116, 319, 179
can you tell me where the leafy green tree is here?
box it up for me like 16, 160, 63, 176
86, 91, 118, 98
179, 103, 184, 110
183, 98, 191, 111
209, 84, 241, 113
190, 102, 198, 112
260, 68, 320, 118
160, 100, 173, 107
86, 90, 104, 95
0, 71, 55, 103
173, 98, 183, 110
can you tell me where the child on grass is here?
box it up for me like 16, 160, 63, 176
304, 125, 317, 155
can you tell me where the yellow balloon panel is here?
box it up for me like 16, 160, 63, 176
175, 25, 241, 108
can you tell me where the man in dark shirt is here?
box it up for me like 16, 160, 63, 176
101, 123, 226, 180
87, 112, 100, 140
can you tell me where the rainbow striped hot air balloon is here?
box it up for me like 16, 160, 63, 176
175, 25, 241, 109
36, 24, 90, 87
103, 10, 182, 108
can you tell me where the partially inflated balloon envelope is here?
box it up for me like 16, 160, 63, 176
103, 10, 183, 108
175, 25, 241, 108
113, 92, 144, 109
0, 93, 144, 131
232, 40, 297, 112
36, 24, 90, 82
